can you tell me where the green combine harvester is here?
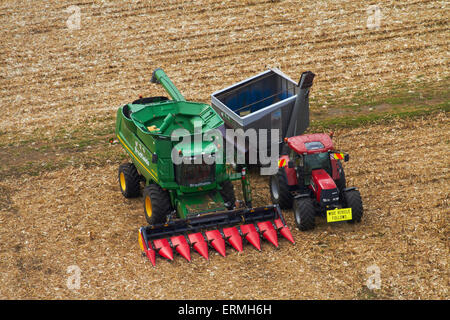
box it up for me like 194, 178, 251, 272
115, 68, 294, 266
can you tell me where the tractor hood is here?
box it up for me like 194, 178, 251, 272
311, 169, 337, 191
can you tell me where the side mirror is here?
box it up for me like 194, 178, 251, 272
288, 160, 295, 168
344, 154, 350, 162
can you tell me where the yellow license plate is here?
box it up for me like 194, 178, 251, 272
326, 208, 352, 222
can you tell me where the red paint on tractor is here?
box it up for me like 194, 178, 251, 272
279, 155, 298, 186
311, 169, 337, 202
330, 157, 340, 180
287, 133, 334, 154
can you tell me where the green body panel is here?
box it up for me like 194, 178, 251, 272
115, 69, 246, 219
175, 190, 226, 217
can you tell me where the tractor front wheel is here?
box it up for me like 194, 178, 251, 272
343, 189, 363, 223
293, 197, 316, 231
270, 171, 293, 209
118, 163, 141, 198
143, 184, 172, 225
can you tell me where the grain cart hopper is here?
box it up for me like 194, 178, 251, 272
211, 69, 315, 165
115, 68, 294, 266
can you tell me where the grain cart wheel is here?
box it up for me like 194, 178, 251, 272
219, 180, 236, 209
270, 171, 293, 209
143, 184, 172, 225
293, 197, 316, 231
118, 163, 141, 198
335, 161, 346, 192
343, 189, 363, 223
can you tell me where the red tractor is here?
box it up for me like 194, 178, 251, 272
270, 133, 363, 230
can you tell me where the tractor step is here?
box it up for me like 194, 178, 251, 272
138, 205, 294, 266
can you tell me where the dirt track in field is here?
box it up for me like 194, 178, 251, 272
0, 0, 449, 299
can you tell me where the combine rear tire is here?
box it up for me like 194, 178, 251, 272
293, 197, 316, 231
270, 171, 293, 209
343, 189, 363, 223
118, 163, 141, 198
143, 184, 172, 225
219, 180, 236, 209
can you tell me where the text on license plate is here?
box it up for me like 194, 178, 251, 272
326, 208, 352, 222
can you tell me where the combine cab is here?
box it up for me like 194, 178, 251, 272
115, 68, 295, 266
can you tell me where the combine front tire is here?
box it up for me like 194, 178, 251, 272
143, 184, 172, 225
293, 197, 316, 231
343, 189, 363, 223
270, 171, 293, 209
118, 163, 141, 198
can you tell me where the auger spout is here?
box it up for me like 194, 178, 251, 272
150, 68, 186, 102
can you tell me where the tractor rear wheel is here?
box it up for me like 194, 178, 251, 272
219, 180, 236, 209
270, 171, 293, 209
118, 163, 141, 198
343, 189, 363, 223
143, 184, 172, 225
293, 197, 316, 231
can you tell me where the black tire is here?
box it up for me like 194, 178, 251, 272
269, 170, 293, 209
219, 180, 236, 209
118, 163, 141, 198
293, 197, 316, 231
143, 184, 172, 225
343, 189, 363, 223
335, 160, 346, 192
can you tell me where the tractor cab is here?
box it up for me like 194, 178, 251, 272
285, 133, 347, 189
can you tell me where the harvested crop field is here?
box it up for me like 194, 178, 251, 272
0, 0, 448, 299
1, 114, 448, 299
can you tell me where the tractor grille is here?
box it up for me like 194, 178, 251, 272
320, 188, 340, 205
175, 160, 215, 188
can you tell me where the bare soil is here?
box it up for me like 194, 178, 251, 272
0, 114, 448, 299
0, 0, 448, 299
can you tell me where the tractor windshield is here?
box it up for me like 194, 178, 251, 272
304, 152, 331, 175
